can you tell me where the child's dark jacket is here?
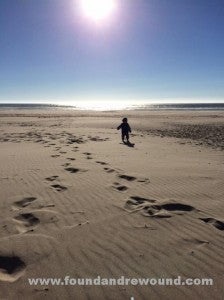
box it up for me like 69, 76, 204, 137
117, 123, 131, 134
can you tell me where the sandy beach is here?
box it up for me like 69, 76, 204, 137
0, 109, 224, 300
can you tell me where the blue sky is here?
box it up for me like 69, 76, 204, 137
0, 0, 224, 104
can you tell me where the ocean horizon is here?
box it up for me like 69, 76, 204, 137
0, 102, 224, 111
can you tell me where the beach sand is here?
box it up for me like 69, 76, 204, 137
0, 109, 224, 300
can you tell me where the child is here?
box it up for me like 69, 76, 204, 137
117, 117, 132, 143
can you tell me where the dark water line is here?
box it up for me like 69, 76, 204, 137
0, 103, 224, 111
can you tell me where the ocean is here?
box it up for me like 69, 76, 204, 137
0, 103, 224, 111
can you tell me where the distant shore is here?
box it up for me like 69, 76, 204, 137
1, 102, 224, 111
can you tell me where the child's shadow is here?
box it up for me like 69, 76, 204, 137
121, 141, 135, 148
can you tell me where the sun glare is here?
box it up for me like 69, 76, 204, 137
80, 0, 117, 22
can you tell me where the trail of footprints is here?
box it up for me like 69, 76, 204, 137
0, 130, 111, 150
93, 158, 224, 232
48, 142, 150, 195
3, 128, 224, 235
2, 130, 224, 283
92, 158, 150, 192
46, 144, 89, 192
0, 132, 113, 282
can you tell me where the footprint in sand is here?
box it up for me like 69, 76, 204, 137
200, 217, 224, 231
118, 174, 150, 184
118, 174, 136, 181
13, 210, 59, 233
0, 234, 58, 282
96, 161, 108, 165
112, 182, 128, 192
13, 213, 40, 232
45, 176, 59, 182
13, 197, 37, 209
65, 167, 87, 174
83, 152, 93, 159
0, 255, 26, 282
67, 137, 85, 144
66, 157, 76, 161
125, 198, 196, 219
125, 196, 157, 210
65, 167, 80, 173
51, 154, 60, 158
51, 184, 67, 192
104, 167, 115, 173
142, 202, 195, 218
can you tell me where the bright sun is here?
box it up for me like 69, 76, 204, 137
80, 0, 117, 22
